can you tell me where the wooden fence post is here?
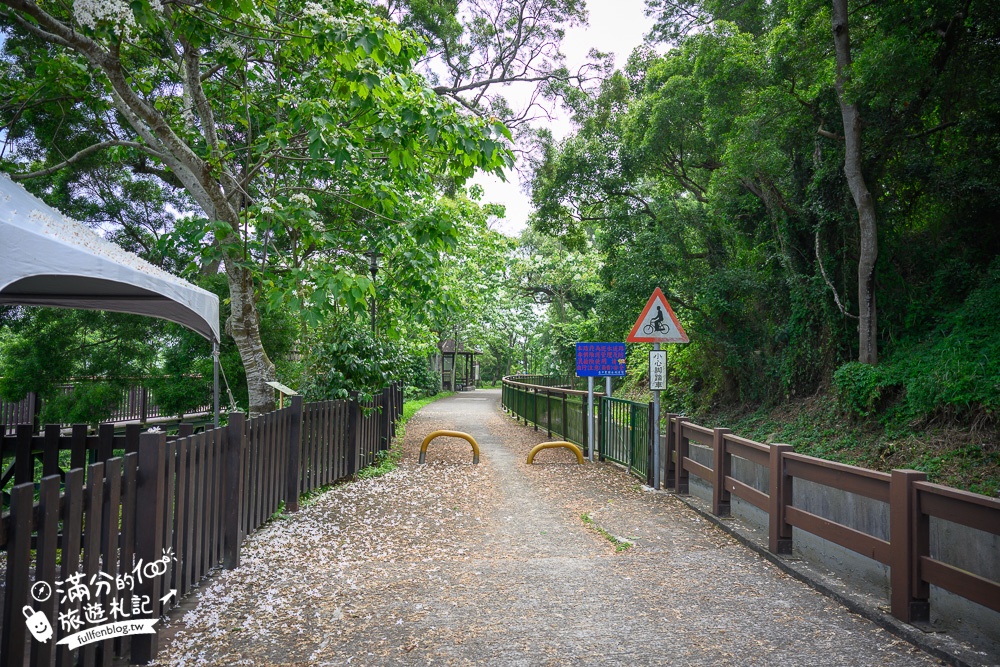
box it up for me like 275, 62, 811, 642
890, 469, 930, 622
346, 393, 362, 477
15, 423, 33, 485
32, 476, 60, 667
674, 419, 689, 494
1, 483, 33, 667
43, 423, 61, 477
712, 427, 732, 516
98, 423, 115, 462
285, 397, 303, 513
768, 443, 793, 554
125, 423, 142, 455
132, 431, 167, 664
224, 412, 245, 569
381, 387, 392, 452
29, 390, 41, 432
71, 423, 89, 470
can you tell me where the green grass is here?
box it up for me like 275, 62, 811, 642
704, 393, 1000, 497
581, 512, 633, 552
402, 391, 454, 423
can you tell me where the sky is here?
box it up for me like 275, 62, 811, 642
474, 0, 654, 236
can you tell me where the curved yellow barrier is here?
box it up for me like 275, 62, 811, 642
419, 430, 481, 464
526, 441, 585, 465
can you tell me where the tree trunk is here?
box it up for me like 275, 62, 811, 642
832, 0, 878, 364
224, 259, 277, 415
4, 0, 281, 412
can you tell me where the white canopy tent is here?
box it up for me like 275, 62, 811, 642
0, 172, 223, 425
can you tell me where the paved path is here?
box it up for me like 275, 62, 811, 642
156, 390, 939, 666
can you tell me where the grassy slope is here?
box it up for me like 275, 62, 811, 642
704, 393, 1000, 497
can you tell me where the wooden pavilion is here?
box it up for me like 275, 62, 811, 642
438, 339, 481, 391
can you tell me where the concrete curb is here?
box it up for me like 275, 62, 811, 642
664, 489, 997, 667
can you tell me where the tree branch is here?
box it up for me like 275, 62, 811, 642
9, 140, 160, 180
815, 228, 859, 320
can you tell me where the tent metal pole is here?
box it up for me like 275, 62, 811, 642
213, 340, 220, 428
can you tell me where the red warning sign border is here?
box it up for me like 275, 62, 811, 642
626, 287, 689, 343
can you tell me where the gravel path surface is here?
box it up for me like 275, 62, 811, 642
154, 390, 940, 666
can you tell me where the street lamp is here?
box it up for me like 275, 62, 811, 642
366, 250, 380, 334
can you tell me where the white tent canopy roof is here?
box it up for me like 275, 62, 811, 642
0, 173, 220, 342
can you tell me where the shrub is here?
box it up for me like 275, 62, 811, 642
833, 362, 892, 418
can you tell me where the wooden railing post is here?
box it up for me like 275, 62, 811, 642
29, 390, 41, 432
132, 431, 167, 664
712, 427, 732, 516
140, 386, 149, 424
381, 386, 392, 452
768, 443, 793, 554
43, 423, 61, 477
890, 469, 930, 622
1, 483, 33, 667
15, 423, 33, 485
674, 419, 689, 494
224, 412, 245, 569
97, 423, 115, 462
285, 397, 303, 513
346, 393, 362, 476
125, 423, 142, 455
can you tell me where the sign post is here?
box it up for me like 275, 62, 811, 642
575, 343, 627, 462
627, 288, 688, 490
587, 377, 595, 461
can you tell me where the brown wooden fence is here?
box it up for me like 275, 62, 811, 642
662, 413, 1000, 625
0, 393, 38, 437
0, 384, 403, 666
1, 385, 212, 436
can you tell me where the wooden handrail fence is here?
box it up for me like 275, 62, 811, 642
0, 384, 403, 666
1, 384, 213, 437
502, 375, 1000, 630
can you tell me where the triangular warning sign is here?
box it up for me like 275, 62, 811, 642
626, 287, 689, 343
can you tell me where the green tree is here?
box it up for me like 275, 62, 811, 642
1, 0, 512, 413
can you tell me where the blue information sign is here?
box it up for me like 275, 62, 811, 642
575, 342, 627, 377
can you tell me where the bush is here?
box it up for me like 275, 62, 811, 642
886, 263, 1000, 424
833, 362, 892, 419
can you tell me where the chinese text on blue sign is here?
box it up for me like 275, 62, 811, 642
575, 343, 627, 377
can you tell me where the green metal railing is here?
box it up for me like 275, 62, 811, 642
502, 376, 654, 482
504, 374, 584, 390
501, 376, 595, 455
600, 396, 651, 481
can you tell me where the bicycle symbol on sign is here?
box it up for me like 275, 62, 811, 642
642, 306, 669, 335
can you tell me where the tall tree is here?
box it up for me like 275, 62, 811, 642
831, 0, 878, 364
1, 0, 511, 413
385, 0, 608, 132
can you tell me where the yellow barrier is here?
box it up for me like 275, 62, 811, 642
419, 430, 481, 464
526, 441, 585, 465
